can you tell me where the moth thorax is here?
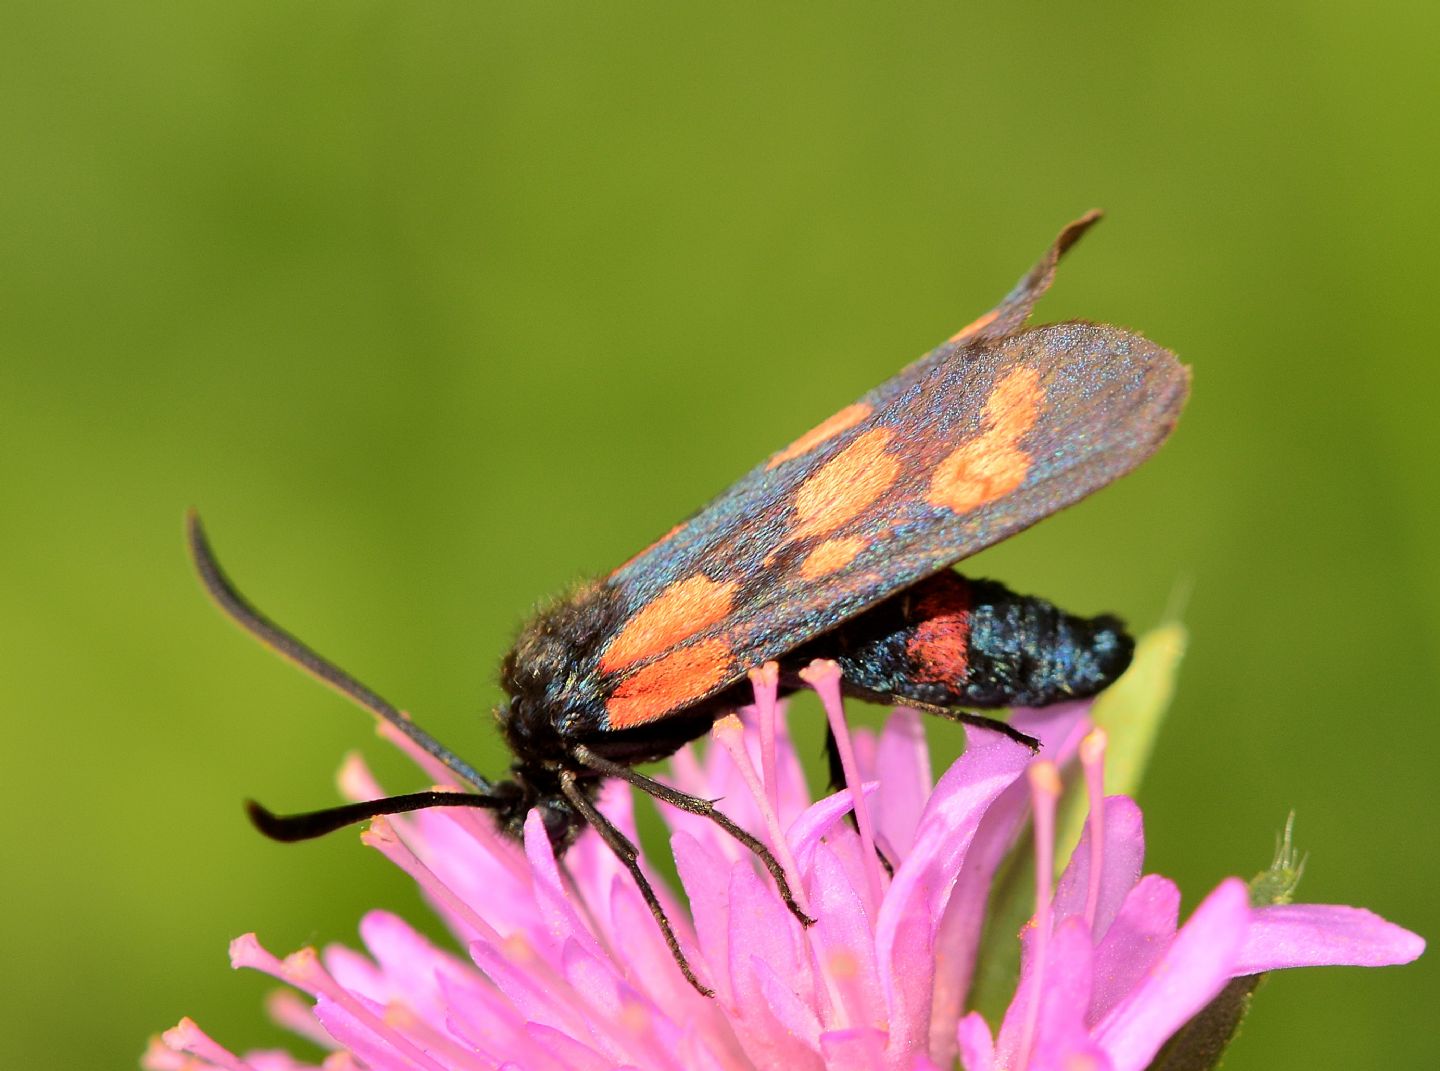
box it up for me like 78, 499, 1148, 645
962, 578, 1134, 707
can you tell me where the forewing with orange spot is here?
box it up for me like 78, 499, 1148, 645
593, 216, 1186, 731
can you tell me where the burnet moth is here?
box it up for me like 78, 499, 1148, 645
189, 211, 1188, 995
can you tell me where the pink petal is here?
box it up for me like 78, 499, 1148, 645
522, 810, 610, 965
671, 831, 733, 1001
725, 853, 812, 997
1089, 874, 1180, 1025
310, 997, 418, 1071
870, 708, 933, 861
158, 1018, 258, 1071
881, 881, 939, 1059
735, 699, 814, 828
357, 911, 463, 1027
764, 703, 816, 827
607, 865, 714, 1008
244, 1052, 321, 1071
522, 1021, 616, 1071
320, 945, 385, 1007
878, 728, 1033, 1052
436, 967, 529, 1067
1021, 921, 1112, 1071
1236, 903, 1426, 974
263, 991, 333, 1051
677, 1025, 733, 1071
724, 862, 821, 1070
359, 819, 497, 949
1053, 796, 1145, 938
566, 780, 642, 915
405, 805, 532, 936
1010, 701, 1095, 760
754, 955, 825, 1050
907, 1053, 945, 1071
558, 940, 693, 1071
663, 756, 754, 866
882, 728, 1034, 937
1094, 878, 1251, 1071
788, 781, 879, 870
956, 1012, 996, 1071
849, 724, 880, 785
467, 937, 589, 1040
807, 842, 885, 1032
818, 1026, 889, 1070
928, 701, 1094, 1063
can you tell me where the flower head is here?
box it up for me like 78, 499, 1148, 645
148, 658, 1422, 1071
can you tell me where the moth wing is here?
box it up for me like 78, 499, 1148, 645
597, 322, 1186, 731
721, 321, 1189, 665
596, 215, 1185, 730
870, 208, 1104, 404
608, 210, 1102, 593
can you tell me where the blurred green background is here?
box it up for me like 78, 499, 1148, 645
2, 3, 1435, 1068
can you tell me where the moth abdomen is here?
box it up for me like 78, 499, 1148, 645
801, 571, 1133, 710
962, 577, 1132, 707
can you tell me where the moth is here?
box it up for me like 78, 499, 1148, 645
189, 210, 1189, 994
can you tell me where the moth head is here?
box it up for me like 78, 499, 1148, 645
499, 760, 595, 853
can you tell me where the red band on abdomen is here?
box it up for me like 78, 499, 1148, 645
906, 574, 972, 685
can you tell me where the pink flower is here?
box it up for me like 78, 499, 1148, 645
955, 743, 1423, 1071
147, 665, 1422, 1071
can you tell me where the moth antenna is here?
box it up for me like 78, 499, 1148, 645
186, 509, 494, 792
246, 791, 503, 842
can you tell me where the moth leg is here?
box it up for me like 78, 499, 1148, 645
558, 769, 713, 997
821, 724, 895, 878
571, 745, 816, 927
821, 721, 847, 793
914, 703, 1041, 751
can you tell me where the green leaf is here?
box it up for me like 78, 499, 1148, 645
1089, 622, 1188, 797
1055, 623, 1188, 860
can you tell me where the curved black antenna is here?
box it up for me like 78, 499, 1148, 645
186, 509, 494, 792
246, 791, 502, 842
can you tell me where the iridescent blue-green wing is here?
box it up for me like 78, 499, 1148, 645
592, 217, 1184, 732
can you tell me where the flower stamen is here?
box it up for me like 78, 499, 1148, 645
802, 658, 885, 907
1017, 760, 1062, 1071
283, 947, 451, 1071
1079, 727, 1108, 933
712, 713, 811, 917
748, 660, 783, 815
159, 1018, 255, 1071
361, 818, 506, 946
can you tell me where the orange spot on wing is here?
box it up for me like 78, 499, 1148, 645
600, 574, 737, 671
790, 427, 900, 540
798, 535, 866, 579
948, 309, 999, 344
605, 638, 733, 729
767, 403, 872, 469
928, 366, 1042, 514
